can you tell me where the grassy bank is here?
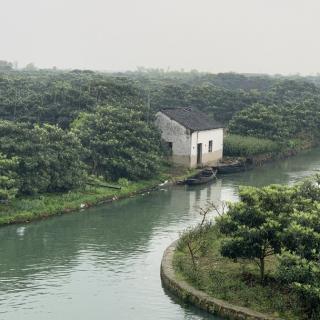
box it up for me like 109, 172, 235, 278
0, 165, 195, 227
0, 178, 162, 226
174, 225, 305, 320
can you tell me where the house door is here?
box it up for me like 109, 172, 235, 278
197, 143, 202, 165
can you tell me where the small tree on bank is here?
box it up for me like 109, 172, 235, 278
216, 185, 295, 282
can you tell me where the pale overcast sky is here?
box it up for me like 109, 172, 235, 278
1, 0, 319, 74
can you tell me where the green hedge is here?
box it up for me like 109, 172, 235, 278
224, 134, 280, 157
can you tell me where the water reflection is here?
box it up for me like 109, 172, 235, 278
0, 148, 320, 320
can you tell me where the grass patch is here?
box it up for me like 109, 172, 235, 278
0, 164, 197, 227
0, 167, 181, 226
174, 224, 306, 320
224, 134, 280, 157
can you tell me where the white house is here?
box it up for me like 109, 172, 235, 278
155, 108, 224, 168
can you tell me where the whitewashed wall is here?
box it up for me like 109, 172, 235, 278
155, 112, 192, 166
190, 129, 223, 167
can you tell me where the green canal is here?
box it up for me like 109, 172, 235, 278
1, 148, 320, 320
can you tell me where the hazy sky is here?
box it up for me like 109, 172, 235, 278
1, 0, 319, 74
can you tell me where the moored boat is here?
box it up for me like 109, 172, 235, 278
213, 158, 254, 174
185, 168, 217, 186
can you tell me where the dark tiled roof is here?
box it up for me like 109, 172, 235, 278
160, 108, 223, 131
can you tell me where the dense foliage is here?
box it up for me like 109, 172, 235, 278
0, 70, 145, 128
0, 121, 86, 195
216, 177, 320, 317
0, 153, 19, 201
1, 68, 320, 198
229, 94, 320, 144
2, 69, 320, 131
71, 105, 161, 180
217, 184, 294, 281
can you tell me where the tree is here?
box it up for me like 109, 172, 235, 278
228, 103, 290, 141
0, 153, 19, 202
274, 176, 320, 318
0, 120, 86, 194
216, 185, 295, 282
31, 124, 87, 193
277, 252, 320, 319
71, 105, 161, 181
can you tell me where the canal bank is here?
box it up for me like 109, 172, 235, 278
216, 140, 318, 174
1, 148, 320, 320
0, 167, 196, 227
161, 240, 281, 320
1, 143, 316, 228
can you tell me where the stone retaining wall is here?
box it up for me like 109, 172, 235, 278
160, 240, 282, 320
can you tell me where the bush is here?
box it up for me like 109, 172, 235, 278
0, 153, 19, 201
223, 134, 280, 157
117, 178, 129, 187
0, 121, 86, 195
277, 252, 320, 319
72, 105, 162, 181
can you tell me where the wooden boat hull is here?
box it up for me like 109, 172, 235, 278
186, 170, 217, 186
216, 164, 246, 174
213, 160, 254, 174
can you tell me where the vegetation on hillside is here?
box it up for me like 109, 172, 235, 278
1, 67, 320, 209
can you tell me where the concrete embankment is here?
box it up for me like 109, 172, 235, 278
160, 241, 282, 320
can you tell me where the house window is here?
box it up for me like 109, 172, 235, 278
208, 140, 213, 152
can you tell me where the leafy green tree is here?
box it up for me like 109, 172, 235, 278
0, 153, 19, 202
217, 185, 295, 282
228, 96, 320, 144
276, 177, 320, 318
228, 103, 290, 141
216, 176, 320, 314
0, 71, 145, 128
72, 105, 161, 181
0, 120, 86, 194
277, 252, 320, 319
